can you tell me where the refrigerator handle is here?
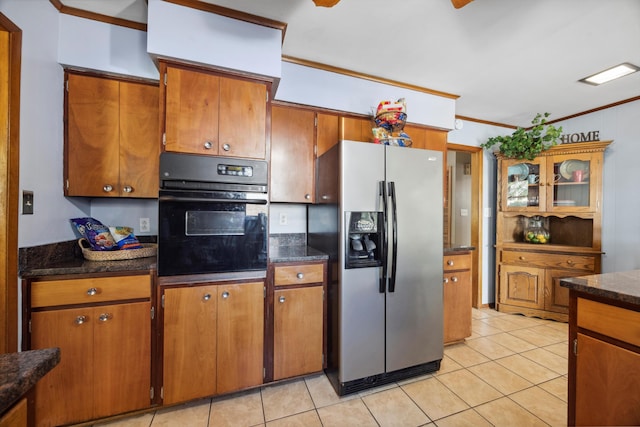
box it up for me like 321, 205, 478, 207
379, 181, 388, 294
389, 181, 398, 293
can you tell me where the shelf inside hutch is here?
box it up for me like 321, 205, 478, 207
499, 215, 594, 247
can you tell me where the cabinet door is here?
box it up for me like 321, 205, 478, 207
316, 112, 339, 157
217, 281, 264, 394
218, 77, 267, 159
274, 286, 324, 380
443, 270, 472, 344
499, 158, 547, 212
66, 73, 120, 197
162, 285, 217, 404
544, 269, 576, 314
546, 152, 600, 213
31, 307, 94, 427
93, 302, 151, 418
340, 116, 371, 142
404, 126, 447, 152
119, 81, 160, 198
576, 333, 640, 426
499, 264, 544, 309
164, 65, 220, 155
270, 106, 315, 203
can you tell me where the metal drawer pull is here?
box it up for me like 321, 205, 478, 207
566, 259, 575, 265
519, 256, 526, 260
203, 293, 211, 301
222, 143, 231, 152
103, 184, 113, 193
443, 278, 449, 284
447, 260, 454, 266
123, 185, 133, 193
297, 273, 304, 279
221, 291, 230, 299
98, 313, 112, 322
75, 315, 87, 325
305, 194, 311, 200
87, 287, 98, 296
451, 276, 458, 283
279, 296, 286, 303
204, 141, 213, 149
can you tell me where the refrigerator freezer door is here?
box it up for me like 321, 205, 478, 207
385, 145, 444, 372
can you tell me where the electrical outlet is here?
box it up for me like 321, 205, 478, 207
139, 217, 151, 233
22, 191, 34, 215
279, 213, 288, 226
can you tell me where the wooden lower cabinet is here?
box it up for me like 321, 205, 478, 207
25, 274, 152, 427
568, 294, 640, 426
443, 251, 472, 344
0, 398, 27, 427
269, 261, 327, 381
161, 280, 264, 405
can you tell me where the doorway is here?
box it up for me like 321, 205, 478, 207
446, 143, 483, 308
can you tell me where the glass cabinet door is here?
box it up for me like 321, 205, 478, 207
500, 159, 546, 212
546, 153, 597, 212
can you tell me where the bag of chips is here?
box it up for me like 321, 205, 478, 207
70, 217, 117, 251
108, 226, 143, 250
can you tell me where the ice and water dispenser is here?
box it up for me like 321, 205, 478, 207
346, 211, 383, 268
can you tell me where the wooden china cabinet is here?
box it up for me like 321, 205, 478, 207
495, 140, 611, 321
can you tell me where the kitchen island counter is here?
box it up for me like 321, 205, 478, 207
560, 268, 640, 306
0, 347, 61, 415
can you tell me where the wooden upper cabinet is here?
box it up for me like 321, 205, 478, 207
404, 125, 448, 151
162, 62, 268, 159
65, 72, 159, 198
316, 113, 339, 157
270, 105, 316, 203
340, 116, 371, 142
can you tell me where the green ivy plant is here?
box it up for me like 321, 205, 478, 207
480, 112, 563, 160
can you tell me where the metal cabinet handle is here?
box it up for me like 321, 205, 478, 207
103, 184, 113, 193
221, 291, 230, 299
451, 276, 458, 283
447, 260, 454, 266
296, 273, 304, 280
75, 315, 87, 325
123, 185, 133, 193
321, 195, 329, 200
87, 287, 98, 296
519, 256, 526, 260
203, 293, 211, 301
98, 313, 112, 322
204, 141, 213, 149
279, 296, 286, 303
443, 278, 449, 284
222, 143, 231, 152
566, 259, 575, 265
305, 194, 311, 200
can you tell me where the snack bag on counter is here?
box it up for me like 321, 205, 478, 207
109, 226, 143, 250
70, 217, 117, 251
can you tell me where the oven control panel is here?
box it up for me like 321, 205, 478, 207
217, 164, 253, 177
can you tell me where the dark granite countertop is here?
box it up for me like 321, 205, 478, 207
19, 239, 156, 278
444, 245, 475, 254
560, 269, 640, 306
0, 348, 60, 414
269, 245, 329, 263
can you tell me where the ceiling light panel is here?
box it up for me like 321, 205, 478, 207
580, 63, 640, 86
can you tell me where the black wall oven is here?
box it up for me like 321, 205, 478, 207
158, 152, 268, 277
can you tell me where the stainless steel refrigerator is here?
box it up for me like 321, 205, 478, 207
308, 140, 443, 395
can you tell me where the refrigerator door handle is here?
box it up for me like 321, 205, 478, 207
379, 180, 388, 293
389, 181, 398, 293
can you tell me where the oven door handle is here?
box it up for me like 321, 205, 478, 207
159, 196, 268, 205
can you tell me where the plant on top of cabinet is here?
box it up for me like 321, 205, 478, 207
480, 112, 563, 160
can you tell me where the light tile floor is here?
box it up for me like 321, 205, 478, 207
87, 308, 569, 427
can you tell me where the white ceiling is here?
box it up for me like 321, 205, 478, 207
59, 0, 640, 127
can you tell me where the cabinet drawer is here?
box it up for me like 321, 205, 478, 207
443, 253, 471, 272
501, 250, 595, 271
31, 275, 151, 308
577, 298, 640, 348
274, 264, 324, 286
444, 270, 471, 286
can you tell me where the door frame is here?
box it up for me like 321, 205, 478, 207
0, 13, 21, 353
446, 143, 483, 308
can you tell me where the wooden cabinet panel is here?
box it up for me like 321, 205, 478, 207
577, 297, 640, 347
66, 74, 120, 197
443, 253, 472, 271
443, 270, 472, 344
65, 73, 159, 198
162, 62, 267, 159
119, 81, 160, 197
316, 113, 339, 157
0, 398, 27, 427
216, 281, 264, 394
270, 105, 315, 203
274, 264, 324, 286
499, 264, 544, 310
501, 250, 595, 271
575, 333, 640, 426
543, 269, 574, 314
339, 116, 371, 142
404, 125, 447, 151
164, 65, 220, 155
274, 286, 324, 380
162, 285, 217, 404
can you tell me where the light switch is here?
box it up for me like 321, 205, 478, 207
460, 209, 468, 217
22, 191, 34, 215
